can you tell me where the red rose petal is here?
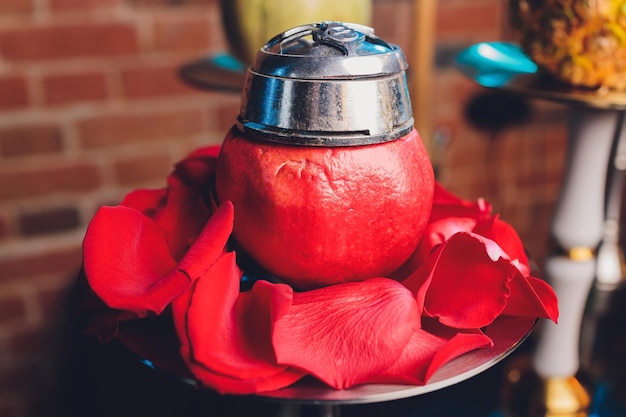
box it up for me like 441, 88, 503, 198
411, 216, 479, 268
432, 182, 476, 205
121, 188, 167, 214
473, 216, 531, 276
186, 252, 296, 379
400, 241, 441, 310
176, 201, 234, 279
503, 274, 559, 323
431, 182, 492, 220
272, 278, 420, 390
151, 184, 212, 260
172, 284, 193, 353
372, 319, 493, 385
236, 280, 295, 367
171, 278, 197, 367
420, 233, 516, 329
76, 268, 139, 341
182, 355, 304, 395
413, 231, 558, 328
393, 184, 493, 281
172, 255, 304, 395
83, 202, 233, 315
420, 319, 493, 381
83, 205, 179, 315
132, 146, 219, 260
168, 145, 220, 188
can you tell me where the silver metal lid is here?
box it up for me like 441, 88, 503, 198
238, 22, 414, 146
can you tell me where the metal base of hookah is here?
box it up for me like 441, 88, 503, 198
499, 356, 592, 417
500, 279, 626, 417
275, 404, 341, 417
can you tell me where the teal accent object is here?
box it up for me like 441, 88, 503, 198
212, 53, 246, 73
456, 42, 537, 87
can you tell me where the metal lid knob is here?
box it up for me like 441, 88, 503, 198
238, 22, 414, 147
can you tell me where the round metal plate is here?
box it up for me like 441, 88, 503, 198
179, 55, 246, 93
496, 73, 626, 110
115, 315, 535, 406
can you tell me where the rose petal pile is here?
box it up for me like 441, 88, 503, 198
79, 145, 558, 395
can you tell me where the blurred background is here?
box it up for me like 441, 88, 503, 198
0, 0, 571, 416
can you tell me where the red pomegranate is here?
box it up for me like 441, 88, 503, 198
215, 127, 434, 290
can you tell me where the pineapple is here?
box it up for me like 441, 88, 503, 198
510, 0, 626, 91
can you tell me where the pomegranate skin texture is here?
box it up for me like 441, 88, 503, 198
215, 127, 435, 290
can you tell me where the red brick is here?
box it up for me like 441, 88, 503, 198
215, 95, 240, 131
433, 71, 483, 114
114, 153, 173, 185
443, 133, 489, 169
4, 327, 49, 357
78, 110, 206, 148
152, 17, 212, 51
436, 0, 504, 42
371, 0, 412, 53
0, 23, 139, 61
129, 0, 215, 6
0, 247, 82, 281
0, 76, 29, 110
0, 215, 8, 240
37, 286, 72, 318
0, 163, 102, 201
43, 71, 108, 105
0, 361, 41, 391
0, 399, 18, 417
49, 0, 121, 10
0, 0, 34, 14
0, 294, 26, 323
121, 64, 203, 98
18, 206, 81, 237
0, 124, 63, 157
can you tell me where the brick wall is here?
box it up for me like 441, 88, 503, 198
424, 0, 568, 269
0, 0, 568, 416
